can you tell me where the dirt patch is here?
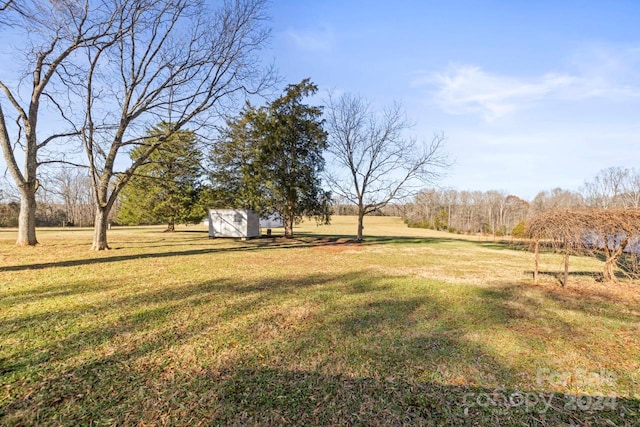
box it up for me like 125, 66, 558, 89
311, 238, 363, 252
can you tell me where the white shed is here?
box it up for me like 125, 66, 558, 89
208, 209, 260, 239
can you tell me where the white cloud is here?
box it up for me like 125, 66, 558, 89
284, 26, 335, 52
418, 66, 581, 121
417, 48, 640, 122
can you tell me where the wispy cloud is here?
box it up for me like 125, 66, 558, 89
421, 66, 578, 121
416, 47, 640, 122
284, 25, 335, 52
567, 45, 640, 99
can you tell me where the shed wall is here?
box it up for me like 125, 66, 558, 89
208, 209, 260, 238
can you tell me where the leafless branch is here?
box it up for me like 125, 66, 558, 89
527, 208, 640, 283
325, 92, 449, 240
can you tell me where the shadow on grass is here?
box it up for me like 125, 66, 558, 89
480, 280, 640, 330
3, 269, 639, 425
0, 236, 446, 274
0, 238, 334, 273
525, 269, 637, 284
523, 270, 603, 286
0, 233, 522, 274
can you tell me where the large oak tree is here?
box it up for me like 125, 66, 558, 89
0, 0, 121, 246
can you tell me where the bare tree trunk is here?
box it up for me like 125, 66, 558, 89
534, 239, 540, 285
16, 187, 38, 246
357, 208, 365, 242
603, 259, 617, 283
92, 207, 110, 250
603, 235, 628, 283
603, 244, 619, 283
166, 221, 175, 232
2, 105, 39, 246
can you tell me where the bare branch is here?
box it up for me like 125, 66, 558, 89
527, 208, 640, 283
1, 0, 14, 11
0, 104, 25, 185
326, 92, 449, 240
0, 82, 28, 122
37, 131, 81, 150
36, 159, 88, 168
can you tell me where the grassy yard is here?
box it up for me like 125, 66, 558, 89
1, 216, 639, 426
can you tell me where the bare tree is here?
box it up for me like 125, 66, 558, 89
530, 188, 584, 215
621, 168, 640, 208
403, 188, 532, 236
325, 93, 448, 241
406, 189, 441, 228
0, 0, 119, 246
527, 208, 640, 284
484, 190, 506, 236
582, 166, 629, 209
503, 195, 529, 231
59, 0, 272, 250
48, 167, 94, 226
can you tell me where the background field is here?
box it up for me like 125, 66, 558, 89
1, 216, 639, 425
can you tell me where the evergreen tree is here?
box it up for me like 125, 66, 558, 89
209, 106, 269, 212
118, 123, 205, 231
210, 79, 331, 237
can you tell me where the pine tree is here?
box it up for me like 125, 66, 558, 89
118, 123, 205, 231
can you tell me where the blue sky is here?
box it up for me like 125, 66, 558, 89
265, 0, 640, 199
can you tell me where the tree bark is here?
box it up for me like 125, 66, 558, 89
92, 207, 110, 250
602, 235, 629, 283
16, 186, 38, 246
284, 216, 294, 238
2, 105, 39, 246
357, 208, 365, 242
603, 259, 617, 283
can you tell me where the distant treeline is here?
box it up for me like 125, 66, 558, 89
2, 166, 637, 234
400, 166, 640, 236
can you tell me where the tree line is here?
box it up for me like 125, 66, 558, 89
400, 166, 640, 237
3, 155, 637, 243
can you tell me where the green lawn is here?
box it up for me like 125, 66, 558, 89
1, 216, 639, 425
